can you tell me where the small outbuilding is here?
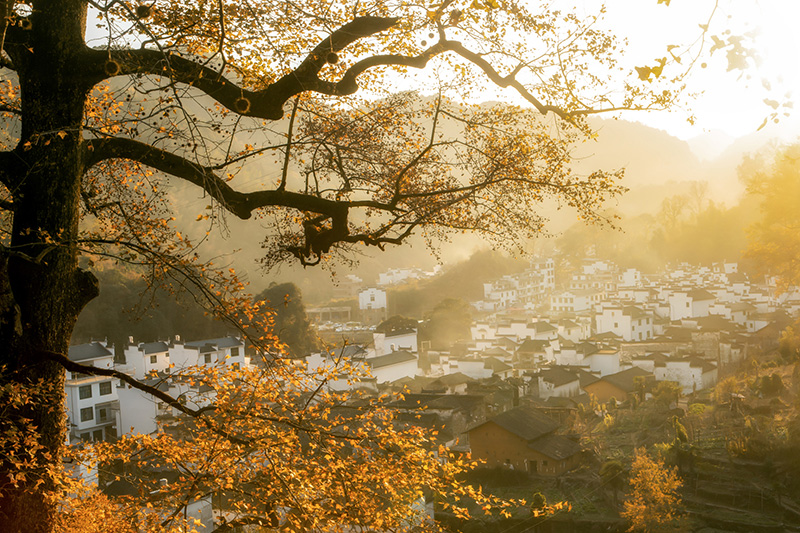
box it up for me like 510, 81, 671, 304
468, 406, 580, 476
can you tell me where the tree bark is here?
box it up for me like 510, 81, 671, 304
0, 2, 95, 531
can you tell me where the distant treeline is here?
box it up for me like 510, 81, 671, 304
556, 189, 759, 274
387, 250, 527, 318
73, 269, 316, 356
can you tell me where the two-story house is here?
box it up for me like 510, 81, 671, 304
66, 342, 120, 443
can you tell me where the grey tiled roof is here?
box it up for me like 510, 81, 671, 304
484, 357, 512, 373
139, 341, 169, 354
539, 367, 579, 387
687, 288, 715, 301
601, 366, 653, 393
528, 433, 581, 460
184, 336, 243, 350
68, 342, 112, 362
367, 350, 416, 369
475, 406, 558, 441
517, 338, 550, 353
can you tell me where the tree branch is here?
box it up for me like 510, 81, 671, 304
84, 137, 359, 263
81, 16, 399, 120
443, 40, 639, 118
41, 349, 265, 447
42, 349, 362, 449
84, 137, 348, 219
41, 349, 216, 417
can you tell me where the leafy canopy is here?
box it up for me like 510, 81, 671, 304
0, 0, 721, 531
622, 447, 684, 532
742, 144, 800, 292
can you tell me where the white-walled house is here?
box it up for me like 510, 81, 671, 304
471, 321, 496, 342
112, 337, 244, 436
358, 287, 387, 312
617, 287, 656, 304
374, 328, 418, 356
514, 259, 556, 304
484, 357, 514, 379
537, 367, 581, 399
116, 377, 168, 436
483, 277, 519, 309
630, 352, 670, 374
516, 338, 554, 365
478, 259, 554, 309
168, 336, 246, 369
366, 350, 418, 383
668, 289, 716, 321
582, 259, 616, 275
472, 319, 560, 345
631, 352, 717, 393
618, 268, 642, 288
595, 305, 653, 342
66, 342, 120, 443
496, 320, 528, 340
582, 349, 620, 377
378, 268, 424, 286
551, 289, 603, 314
121, 340, 171, 380
707, 301, 756, 325
359, 287, 387, 308
653, 355, 718, 394
530, 321, 559, 341
557, 319, 583, 343
554, 341, 583, 366
449, 357, 492, 380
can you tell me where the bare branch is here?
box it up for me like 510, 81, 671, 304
278, 97, 300, 192
41, 349, 218, 419
81, 16, 399, 120
84, 137, 347, 219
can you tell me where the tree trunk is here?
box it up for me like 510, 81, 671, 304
0, 2, 96, 531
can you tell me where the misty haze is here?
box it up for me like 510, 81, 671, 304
2, 1, 800, 532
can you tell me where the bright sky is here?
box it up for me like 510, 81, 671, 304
85, 1, 800, 143
574, 0, 800, 141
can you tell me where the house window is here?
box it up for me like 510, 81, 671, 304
80, 432, 91, 442
230, 347, 240, 357
97, 407, 108, 422
150, 355, 158, 364
204, 353, 211, 364
542, 460, 548, 467
80, 407, 93, 422
99, 381, 112, 396
79, 385, 92, 399
92, 429, 104, 441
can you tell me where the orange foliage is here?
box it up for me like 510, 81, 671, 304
622, 447, 684, 532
